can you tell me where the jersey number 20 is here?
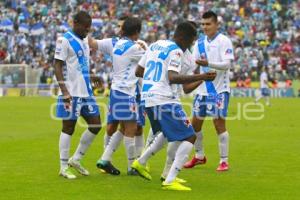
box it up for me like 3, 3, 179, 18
144, 60, 162, 82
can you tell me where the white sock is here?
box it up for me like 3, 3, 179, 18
103, 134, 111, 149
73, 129, 96, 161
135, 135, 144, 158
162, 141, 180, 178
194, 131, 205, 159
59, 132, 71, 170
265, 97, 270, 106
145, 128, 155, 148
218, 131, 229, 163
101, 130, 123, 161
165, 141, 193, 184
124, 136, 136, 170
138, 132, 165, 165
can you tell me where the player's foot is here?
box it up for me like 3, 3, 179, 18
183, 156, 207, 168
216, 162, 229, 172
96, 160, 120, 175
59, 167, 76, 179
131, 160, 152, 180
162, 181, 191, 191
160, 176, 187, 183
127, 168, 139, 176
68, 157, 89, 176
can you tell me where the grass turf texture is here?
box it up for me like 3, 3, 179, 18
0, 97, 299, 200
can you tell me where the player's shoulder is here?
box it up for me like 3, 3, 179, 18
56, 36, 68, 46
217, 33, 232, 43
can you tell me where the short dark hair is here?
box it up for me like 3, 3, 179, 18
73, 11, 91, 24
202, 11, 218, 22
122, 17, 142, 36
174, 21, 197, 40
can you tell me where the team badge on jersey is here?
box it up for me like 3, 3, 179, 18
225, 48, 233, 55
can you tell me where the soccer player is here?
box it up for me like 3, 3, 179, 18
91, 17, 146, 175
255, 67, 271, 106
54, 11, 102, 179
131, 21, 216, 191
89, 16, 148, 175
183, 11, 234, 172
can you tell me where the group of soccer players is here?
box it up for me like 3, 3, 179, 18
54, 9, 234, 191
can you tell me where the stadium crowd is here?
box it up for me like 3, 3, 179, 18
0, 0, 299, 88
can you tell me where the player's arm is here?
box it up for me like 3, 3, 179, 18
135, 65, 144, 78
135, 50, 147, 78
195, 59, 232, 70
54, 59, 72, 110
182, 80, 203, 94
168, 70, 216, 84
54, 59, 69, 96
88, 36, 98, 50
54, 38, 72, 109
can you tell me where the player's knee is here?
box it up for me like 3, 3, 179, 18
62, 127, 75, 135
186, 134, 196, 144
107, 124, 117, 136
88, 125, 101, 135
135, 126, 143, 136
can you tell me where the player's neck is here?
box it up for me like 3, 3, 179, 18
71, 29, 84, 40
207, 31, 219, 41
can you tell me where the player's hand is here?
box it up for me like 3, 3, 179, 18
91, 76, 103, 88
62, 92, 72, 111
195, 59, 209, 66
202, 71, 217, 81
136, 41, 147, 50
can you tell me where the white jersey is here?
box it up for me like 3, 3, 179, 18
192, 33, 234, 95
139, 40, 188, 107
54, 31, 92, 97
111, 38, 147, 96
96, 37, 118, 57
260, 71, 268, 88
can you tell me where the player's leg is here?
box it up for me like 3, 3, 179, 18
56, 95, 78, 179
135, 102, 145, 159
97, 122, 122, 176
255, 89, 263, 103
131, 107, 166, 180
121, 120, 138, 172
184, 94, 207, 168
162, 135, 195, 191
104, 121, 119, 149
213, 118, 229, 171
145, 128, 155, 148
213, 92, 230, 171
69, 98, 101, 176
158, 104, 195, 191
59, 119, 77, 179
135, 125, 144, 159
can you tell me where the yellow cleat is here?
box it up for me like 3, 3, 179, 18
162, 181, 191, 191
160, 176, 187, 183
131, 160, 152, 180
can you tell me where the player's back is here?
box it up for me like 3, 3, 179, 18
111, 38, 145, 96
140, 40, 184, 107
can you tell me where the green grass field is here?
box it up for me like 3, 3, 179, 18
0, 97, 299, 200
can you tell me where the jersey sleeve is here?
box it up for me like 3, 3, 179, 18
220, 37, 234, 61
191, 42, 200, 60
167, 49, 182, 73
96, 38, 114, 56
54, 37, 68, 61
130, 43, 147, 62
